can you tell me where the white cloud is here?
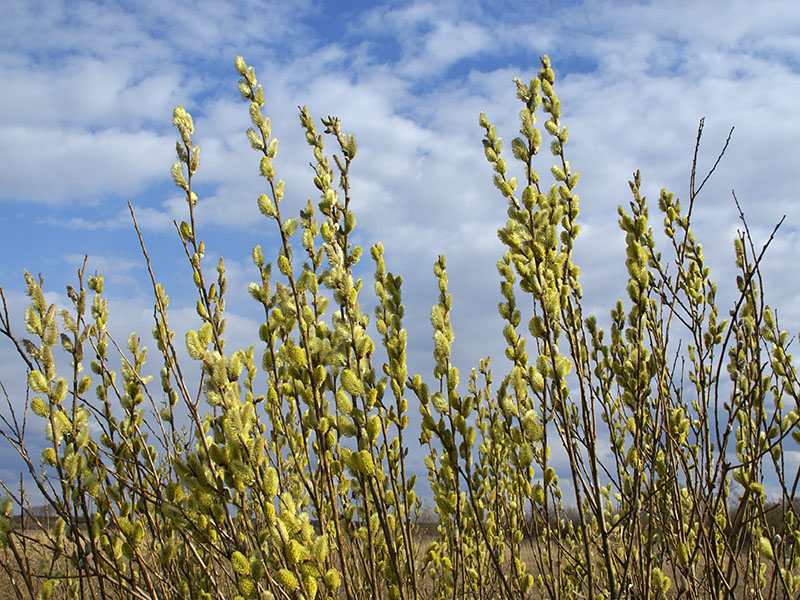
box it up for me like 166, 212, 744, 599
0, 0, 320, 206
402, 20, 493, 77
0, 125, 173, 203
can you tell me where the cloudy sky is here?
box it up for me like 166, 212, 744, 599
1, 0, 799, 502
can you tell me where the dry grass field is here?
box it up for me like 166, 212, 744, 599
2, 523, 795, 600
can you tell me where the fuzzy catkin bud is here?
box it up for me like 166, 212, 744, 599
31, 397, 49, 418
42, 447, 57, 466
304, 576, 318, 599
266, 138, 279, 159
237, 577, 254, 597
185, 330, 205, 360
551, 165, 566, 181
231, 551, 250, 575
324, 568, 341, 589
257, 194, 276, 218
259, 156, 274, 180
235, 56, 247, 76
189, 146, 200, 173
431, 393, 448, 413
366, 414, 382, 441
335, 389, 353, 415
358, 450, 375, 476
312, 536, 328, 562
285, 539, 309, 565
340, 368, 364, 397
264, 466, 278, 496
238, 79, 252, 100
0, 497, 13, 517
53, 411, 71, 435
519, 443, 533, 466
29, 370, 49, 395
532, 484, 545, 504
264, 503, 276, 523
276, 569, 299, 591
337, 416, 357, 437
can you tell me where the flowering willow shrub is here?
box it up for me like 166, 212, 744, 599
1, 55, 799, 600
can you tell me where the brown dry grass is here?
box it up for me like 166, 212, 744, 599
1, 529, 64, 600
2, 525, 796, 600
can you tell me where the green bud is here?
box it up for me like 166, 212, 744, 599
239, 79, 253, 100
346, 134, 357, 159
312, 536, 328, 562
567, 172, 580, 188
52, 378, 67, 403
677, 542, 688, 566
189, 146, 200, 173
40, 580, 55, 599
757, 536, 774, 560
344, 211, 356, 234
519, 443, 533, 466
0, 497, 13, 517
252, 245, 265, 268
522, 574, 535, 594
651, 567, 670, 593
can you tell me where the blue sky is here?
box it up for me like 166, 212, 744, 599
1, 0, 800, 502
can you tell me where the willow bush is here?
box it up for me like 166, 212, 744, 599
1, 55, 799, 600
